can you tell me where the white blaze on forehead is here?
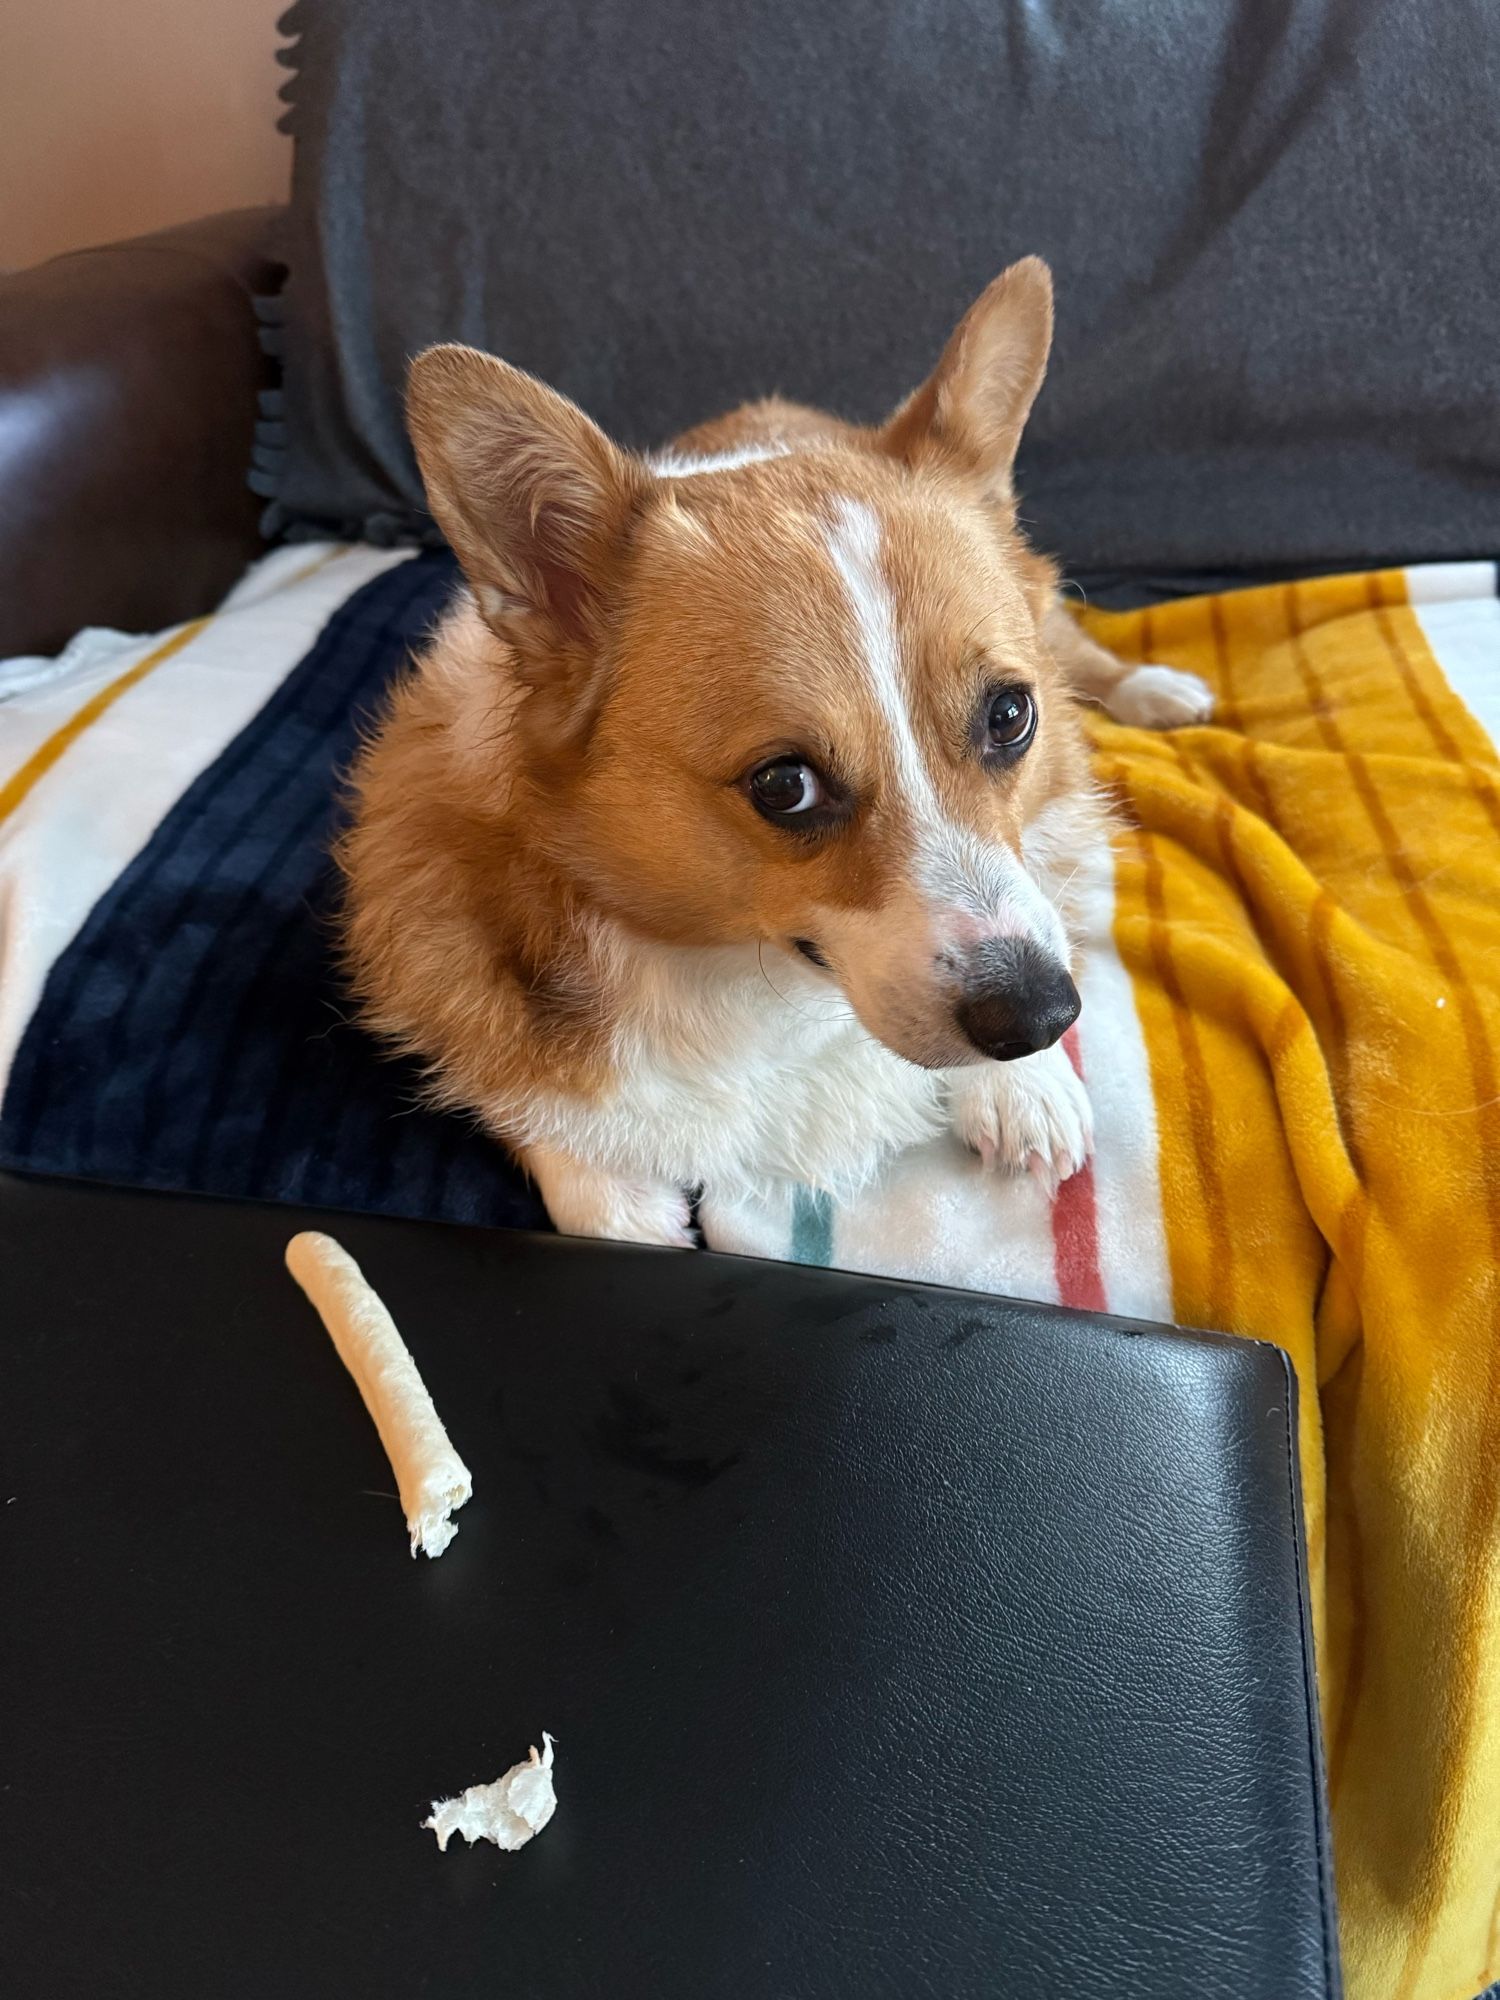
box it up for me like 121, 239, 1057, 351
821, 496, 1067, 959
650, 441, 792, 477
824, 496, 940, 815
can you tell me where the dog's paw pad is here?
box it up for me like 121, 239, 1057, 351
1107, 664, 1215, 729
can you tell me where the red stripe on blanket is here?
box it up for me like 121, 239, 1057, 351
1052, 1028, 1107, 1312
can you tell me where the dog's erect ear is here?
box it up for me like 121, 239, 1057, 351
881, 257, 1053, 507
407, 346, 646, 682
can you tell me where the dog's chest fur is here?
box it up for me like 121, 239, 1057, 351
509, 940, 946, 1197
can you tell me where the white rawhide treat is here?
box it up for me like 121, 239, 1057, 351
284, 1231, 472, 1558
424, 1735, 558, 1853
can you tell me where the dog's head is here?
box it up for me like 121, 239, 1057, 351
408, 258, 1091, 1069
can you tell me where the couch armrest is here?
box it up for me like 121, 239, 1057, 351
0, 207, 283, 659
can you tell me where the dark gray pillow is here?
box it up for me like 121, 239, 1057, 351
258, 0, 1500, 576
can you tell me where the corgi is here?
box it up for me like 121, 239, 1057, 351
339, 258, 1212, 1246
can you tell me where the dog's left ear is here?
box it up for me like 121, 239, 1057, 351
881, 257, 1053, 507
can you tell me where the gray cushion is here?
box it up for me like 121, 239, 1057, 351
259, 0, 1500, 575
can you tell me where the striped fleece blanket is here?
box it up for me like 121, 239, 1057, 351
1, 543, 1498, 2000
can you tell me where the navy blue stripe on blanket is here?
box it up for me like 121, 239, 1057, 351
0, 552, 546, 1231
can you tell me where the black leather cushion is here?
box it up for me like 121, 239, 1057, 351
261, 0, 1500, 578
0, 1175, 1338, 1997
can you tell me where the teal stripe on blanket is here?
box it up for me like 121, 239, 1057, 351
789, 1186, 834, 1266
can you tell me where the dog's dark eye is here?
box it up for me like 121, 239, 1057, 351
749, 758, 824, 819
984, 685, 1037, 757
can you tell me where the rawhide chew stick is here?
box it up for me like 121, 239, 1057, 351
285, 1231, 472, 1558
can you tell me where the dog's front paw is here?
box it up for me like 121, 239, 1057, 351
1106, 664, 1215, 729
949, 1044, 1094, 1197
523, 1145, 696, 1248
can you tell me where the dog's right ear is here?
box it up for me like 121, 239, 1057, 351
407, 346, 646, 690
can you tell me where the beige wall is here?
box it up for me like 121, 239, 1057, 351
0, 0, 292, 271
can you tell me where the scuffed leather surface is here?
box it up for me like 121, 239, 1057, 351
0, 208, 279, 658
0, 1175, 1339, 1998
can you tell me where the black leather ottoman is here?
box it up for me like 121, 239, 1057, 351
0, 1175, 1339, 1998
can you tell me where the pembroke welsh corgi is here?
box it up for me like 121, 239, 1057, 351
339, 258, 1212, 1245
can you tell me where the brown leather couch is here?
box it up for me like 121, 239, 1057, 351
0, 208, 280, 659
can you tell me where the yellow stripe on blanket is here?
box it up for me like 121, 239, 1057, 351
1076, 573, 1500, 2000
0, 620, 210, 826
0, 548, 349, 829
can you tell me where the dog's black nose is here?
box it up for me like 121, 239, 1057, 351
955, 938, 1080, 1061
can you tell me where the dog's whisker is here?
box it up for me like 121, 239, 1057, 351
755, 941, 860, 1026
